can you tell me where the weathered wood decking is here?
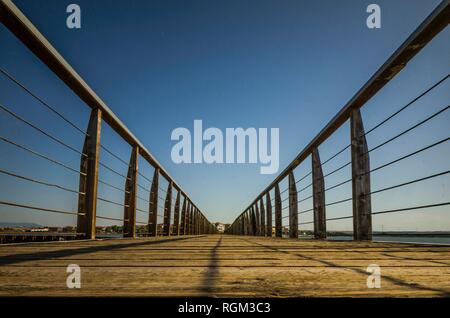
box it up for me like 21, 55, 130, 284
0, 235, 449, 297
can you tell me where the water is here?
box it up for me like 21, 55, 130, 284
327, 235, 450, 245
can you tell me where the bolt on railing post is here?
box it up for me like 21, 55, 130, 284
312, 147, 326, 239
77, 108, 102, 240
123, 145, 139, 238
259, 197, 266, 237
163, 181, 172, 236
148, 168, 159, 237
351, 109, 372, 240
173, 190, 180, 236
274, 184, 282, 238
288, 171, 299, 239
180, 196, 187, 235
266, 192, 272, 237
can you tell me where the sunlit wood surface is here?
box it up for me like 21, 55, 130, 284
0, 235, 449, 297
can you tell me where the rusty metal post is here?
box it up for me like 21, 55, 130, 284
274, 184, 282, 238
180, 196, 187, 235
123, 146, 139, 238
148, 168, 159, 236
312, 148, 326, 239
288, 171, 299, 239
77, 108, 101, 240
266, 192, 272, 237
163, 182, 172, 236
351, 109, 372, 240
172, 190, 180, 235
259, 197, 266, 237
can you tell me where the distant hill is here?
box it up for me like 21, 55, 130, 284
0, 222, 43, 228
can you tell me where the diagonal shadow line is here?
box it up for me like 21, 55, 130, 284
0, 236, 203, 266
238, 237, 450, 296
200, 235, 222, 295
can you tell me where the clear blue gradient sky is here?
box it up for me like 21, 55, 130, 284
0, 0, 449, 231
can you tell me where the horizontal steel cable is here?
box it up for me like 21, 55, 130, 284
97, 196, 129, 207
298, 202, 450, 225
0, 200, 83, 216
364, 73, 450, 136
98, 161, 130, 180
0, 168, 83, 195
0, 103, 87, 157
0, 135, 85, 176
98, 179, 129, 194
0, 67, 87, 135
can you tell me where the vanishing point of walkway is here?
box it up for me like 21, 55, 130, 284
0, 235, 449, 297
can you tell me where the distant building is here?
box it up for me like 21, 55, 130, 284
214, 222, 226, 233
27, 228, 49, 232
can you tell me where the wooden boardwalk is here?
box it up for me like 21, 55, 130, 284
0, 235, 449, 297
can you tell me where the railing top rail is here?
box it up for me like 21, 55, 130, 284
237, 0, 450, 219
0, 0, 199, 208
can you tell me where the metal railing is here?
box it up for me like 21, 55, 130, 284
0, 0, 217, 240
226, 0, 450, 240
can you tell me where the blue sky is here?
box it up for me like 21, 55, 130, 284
0, 0, 449, 231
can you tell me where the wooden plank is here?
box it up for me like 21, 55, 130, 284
77, 108, 101, 240
123, 146, 138, 238
0, 235, 449, 297
351, 109, 372, 240
179, 196, 187, 235
148, 168, 159, 236
259, 197, 266, 237
312, 147, 326, 239
172, 191, 181, 236
274, 184, 282, 238
288, 172, 298, 238
266, 192, 272, 237
163, 182, 173, 236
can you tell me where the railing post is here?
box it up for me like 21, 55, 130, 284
266, 192, 272, 237
77, 108, 101, 240
189, 205, 194, 235
195, 209, 199, 235
185, 201, 190, 235
148, 168, 159, 236
259, 197, 266, 237
163, 181, 172, 236
243, 213, 248, 235
124, 145, 139, 238
274, 184, 282, 238
190, 204, 194, 235
180, 196, 187, 235
251, 207, 257, 236
351, 109, 372, 240
245, 211, 251, 235
173, 190, 180, 236
312, 147, 326, 239
254, 202, 260, 236
288, 171, 299, 239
